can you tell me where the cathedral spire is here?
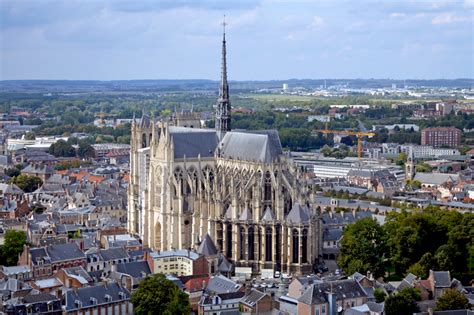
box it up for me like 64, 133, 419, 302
216, 15, 231, 140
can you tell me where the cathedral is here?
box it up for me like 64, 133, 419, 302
128, 28, 322, 275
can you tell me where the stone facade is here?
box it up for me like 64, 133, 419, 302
128, 31, 322, 276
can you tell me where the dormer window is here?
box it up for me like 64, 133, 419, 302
105, 294, 112, 302
90, 297, 97, 305
75, 300, 82, 308
118, 292, 125, 299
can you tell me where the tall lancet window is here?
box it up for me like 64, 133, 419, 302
292, 229, 299, 263
264, 172, 272, 202
265, 227, 272, 262
302, 229, 308, 263
248, 227, 255, 260
239, 226, 245, 260
226, 224, 232, 258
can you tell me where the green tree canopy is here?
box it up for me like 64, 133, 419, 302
77, 142, 95, 159
374, 288, 386, 303
435, 289, 470, 311
1, 230, 27, 266
338, 218, 386, 278
8, 175, 42, 193
49, 139, 75, 157
385, 293, 420, 315
131, 274, 190, 315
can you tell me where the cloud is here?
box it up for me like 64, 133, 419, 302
432, 13, 471, 24
390, 12, 407, 19
310, 15, 324, 29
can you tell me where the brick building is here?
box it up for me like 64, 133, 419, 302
421, 127, 461, 148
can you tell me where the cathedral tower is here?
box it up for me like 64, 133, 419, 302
215, 17, 231, 140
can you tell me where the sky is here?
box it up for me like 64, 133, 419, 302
0, 0, 473, 80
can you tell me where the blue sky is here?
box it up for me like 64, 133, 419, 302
1, 0, 473, 80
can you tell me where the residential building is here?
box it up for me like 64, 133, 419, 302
297, 279, 368, 314
63, 282, 132, 315
146, 249, 209, 277
19, 243, 87, 279
421, 127, 461, 148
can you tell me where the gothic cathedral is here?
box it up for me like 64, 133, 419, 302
128, 28, 322, 275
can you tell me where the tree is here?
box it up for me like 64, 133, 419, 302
24, 132, 36, 140
1, 230, 27, 266
4, 167, 21, 178
374, 288, 386, 303
416, 162, 433, 173
385, 294, 420, 315
435, 289, 469, 311
407, 253, 434, 278
338, 218, 386, 278
131, 274, 190, 315
9, 175, 42, 193
398, 287, 421, 302
49, 139, 75, 157
396, 152, 407, 166
77, 142, 95, 159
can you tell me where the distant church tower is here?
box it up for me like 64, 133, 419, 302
405, 145, 415, 181
215, 17, 231, 140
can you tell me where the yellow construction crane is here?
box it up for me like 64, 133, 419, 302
314, 129, 376, 159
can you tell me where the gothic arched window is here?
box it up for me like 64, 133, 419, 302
265, 227, 272, 262
226, 224, 232, 258
302, 229, 308, 263
292, 229, 299, 264
239, 226, 245, 260
248, 227, 255, 261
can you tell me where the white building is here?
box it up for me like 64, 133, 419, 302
372, 124, 420, 132
308, 115, 331, 123
148, 250, 201, 276
400, 145, 460, 159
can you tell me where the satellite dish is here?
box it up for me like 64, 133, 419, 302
337, 306, 343, 313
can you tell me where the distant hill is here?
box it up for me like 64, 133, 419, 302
0, 78, 472, 93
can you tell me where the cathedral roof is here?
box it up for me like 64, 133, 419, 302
286, 203, 310, 224
218, 130, 283, 163
239, 207, 252, 221
261, 206, 276, 222
218, 254, 233, 273
197, 234, 218, 257
169, 127, 218, 159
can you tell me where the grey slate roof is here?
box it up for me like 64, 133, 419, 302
197, 234, 218, 257
63, 266, 93, 284
218, 254, 233, 273
323, 228, 343, 242
286, 203, 310, 224
99, 247, 129, 261
261, 206, 276, 222
404, 273, 417, 285
432, 271, 451, 288
298, 279, 367, 305
240, 289, 267, 307
64, 282, 130, 311
46, 243, 86, 263
414, 172, 459, 185
206, 275, 241, 294
169, 127, 218, 158
116, 261, 151, 279
218, 130, 283, 163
